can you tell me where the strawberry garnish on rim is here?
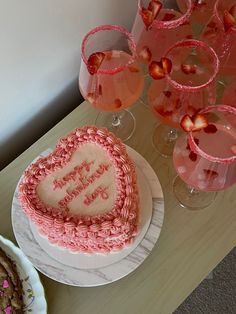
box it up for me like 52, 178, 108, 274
161, 57, 172, 74
139, 46, 152, 63
114, 98, 123, 109
180, 115, 194, 132
180, 114, 208, 132
87, 52, 105, 75
181, 64, 197, 74
141, 0, 162, 30
223, 10, 235, 32
148, 0, 162, 18
149, 57, 172, 80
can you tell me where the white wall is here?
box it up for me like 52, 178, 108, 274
0, 0, 138, 169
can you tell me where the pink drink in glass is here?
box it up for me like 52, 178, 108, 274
79, 24, 144, 141
200, 0, 236, 76
177, 0, 215, 24
131, 0, 193, 63
148, 40, 219, 128
173, 105, 236, 192
79, 26, 144, 112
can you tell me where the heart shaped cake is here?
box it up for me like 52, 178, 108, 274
19, 126, 139, 253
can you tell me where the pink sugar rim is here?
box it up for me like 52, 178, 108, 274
138, 0, 193, 29
164, 39, 219, 92
214, 0, 236, 33
81, 24, 137, 75
188, 105, 236, 164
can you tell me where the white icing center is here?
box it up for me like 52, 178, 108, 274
37, 143, 117, 215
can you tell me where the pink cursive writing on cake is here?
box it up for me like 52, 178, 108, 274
55, 160, 111, 209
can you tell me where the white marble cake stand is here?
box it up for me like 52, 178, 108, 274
12, 146, 165, 287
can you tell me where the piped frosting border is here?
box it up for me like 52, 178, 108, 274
19, 126, 139, 253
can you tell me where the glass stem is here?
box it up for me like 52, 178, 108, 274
112, 114, 121, 128
167, 128, 178, 143
188, 185, 199, 195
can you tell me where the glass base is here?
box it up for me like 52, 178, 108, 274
95, 110, 136, 142
173, 175, 217, 210
152, 124, 179, 158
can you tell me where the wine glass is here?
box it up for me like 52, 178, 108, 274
200, 0, 236, 77
79, 24, 144, 141
173, 105, 236, 209
177, 0, 215, 36
148, 39, 219, 157
131, 0, 193, 107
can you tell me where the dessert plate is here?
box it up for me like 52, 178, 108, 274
12, 146, 165, 287
0, 235, 47, 313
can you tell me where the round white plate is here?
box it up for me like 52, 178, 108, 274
30, 165, 152, 269
0, 235, 47, 313
12, 146, 165, 287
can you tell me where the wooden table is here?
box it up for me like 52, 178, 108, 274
1, 101, 236, 314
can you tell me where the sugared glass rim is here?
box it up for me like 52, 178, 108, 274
214, 0, 236, 33
188, 105, 236, 164
164, 39, 219, 92
81, 24, 137, 75
138, 0, 193, 29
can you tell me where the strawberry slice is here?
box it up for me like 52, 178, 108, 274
162, 13, 175, 21
87, 92, 96, 103
229, 5, 236, 18
114, 98, 123, 109
204, 124, 217, 133
180, 115, 194, 132
98, 84, 102, 95
192, 114, 208, 131
161, 57, 172, 74
139, 46, 152, 63
230, 145, 236, 155
87, 52, 105, 75
223, 10, 235, 32
203, 169, 218, 180
148, 0, 162, 19
189, 151, 197, 162
141, 8, 154, 30
128, 66, 140, 72
163, 90, 172, 97
149, 61, 165, 79
181, 64, 197, 74
174, 98, 181, 109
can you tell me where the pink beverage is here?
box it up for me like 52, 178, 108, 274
177, 0, 215, 24
173, 105, 236, 192
79, 50, 144, 112
200, 0, 236, 76
148, 39, 219, 128
221, 78, 236, 128
131, 0, 193, 63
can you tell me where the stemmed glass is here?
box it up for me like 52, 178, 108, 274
131, 0, 193, 106
148, 39, 219, 157
200, 0, 236, 77
177, 0, 215, 35
79, 24, 144, 141
173, 105, 236, 209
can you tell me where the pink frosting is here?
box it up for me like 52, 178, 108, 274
19, 125, 139, 253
